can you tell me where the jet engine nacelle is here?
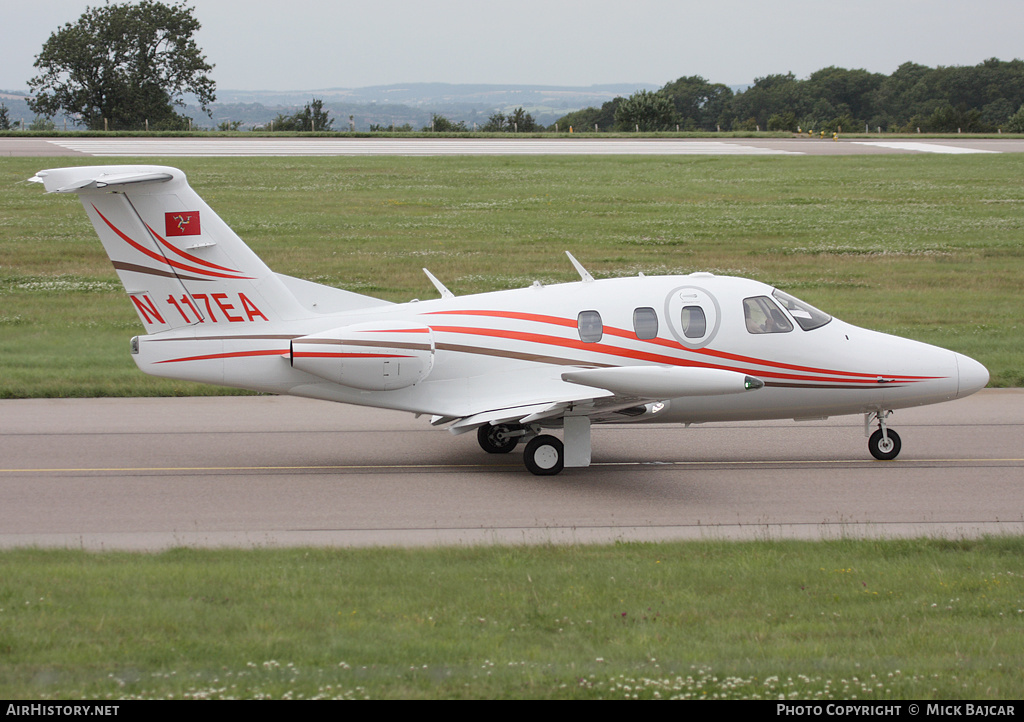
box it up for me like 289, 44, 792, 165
291, 321, 434, 391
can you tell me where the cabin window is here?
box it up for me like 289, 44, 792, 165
743, 296, 793, 334
772, 289, 832, 331
633, 307, 659, 340
680, 305, 706, 339
577, 310, 603, 342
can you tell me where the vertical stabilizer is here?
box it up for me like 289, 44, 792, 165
31, 165, 308, 333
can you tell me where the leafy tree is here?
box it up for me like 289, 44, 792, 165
292, 98, 332, 131
506, 107, 537, 132
552, 97, 622, 132
804, 66, 884, 127
870, 61, 931, 128
481, 112, 507, 132
28, 1, 215, 130
614, 90, 674, 131
29, 116, 57, 131
270, 98, 333, 131
482, 107, 537, 132
924, 103, 986, 133
729, 72, 803, 131
1006, 105, 1024, 133
423, 114, 466, 132
0, 104, 10, 130
981, 98, 1016, 128
767, 111, 798, 132
661, 75, 734, 131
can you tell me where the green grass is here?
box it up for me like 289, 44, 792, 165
1, 538, 1022, 699
2, 153, 1022, 397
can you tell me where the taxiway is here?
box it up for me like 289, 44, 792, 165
2, 391, 1021, 549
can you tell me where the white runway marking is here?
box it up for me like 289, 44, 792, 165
46, 138, 803, 157
853, 141, 1000, 154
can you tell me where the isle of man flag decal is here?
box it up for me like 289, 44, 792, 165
165, 211, 201, 237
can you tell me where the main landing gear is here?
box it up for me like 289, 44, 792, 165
477, 418, 590, 476
866, 410, 902, 461
477, 424, 567, 476
476, 423, 524, 454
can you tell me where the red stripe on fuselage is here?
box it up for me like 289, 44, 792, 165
155, 348, 286, 364
292, 352, 413, 359
425, 309, 941, 385
428, 324, 891, 385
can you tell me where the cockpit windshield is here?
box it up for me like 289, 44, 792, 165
772, 289, 832, 331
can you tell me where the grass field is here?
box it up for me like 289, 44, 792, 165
2, 538, 1022, 700
2, 153, 1022, 397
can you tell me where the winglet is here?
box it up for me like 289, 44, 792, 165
423, 268, 454, 299
565, 252, 594, 282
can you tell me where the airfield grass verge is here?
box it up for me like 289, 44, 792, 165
2, 153, 1022, 397
1, 537, 1022, 699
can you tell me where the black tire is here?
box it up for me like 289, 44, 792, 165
523, 434, 564, 476
477, 424, 519, 454
868, 429, 901, 460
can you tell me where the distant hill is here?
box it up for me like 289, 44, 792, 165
215, 83, 655, 108
0, 91, 35, 128
205, 83, 658, 131
3, 82, 658, 131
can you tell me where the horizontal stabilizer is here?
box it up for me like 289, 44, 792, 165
562, 365, 763, 398
30, 169, 174, 193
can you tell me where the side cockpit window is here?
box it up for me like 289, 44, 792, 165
577, 310, 603, 342
633, 307, 658, 340
743, 296, 793, 334
772, 289, 832, 331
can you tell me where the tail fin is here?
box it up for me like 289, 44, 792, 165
31, 165, 383, 334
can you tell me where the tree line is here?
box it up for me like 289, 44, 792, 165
557, 60, 1024, 133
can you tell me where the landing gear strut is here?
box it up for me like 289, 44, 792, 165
866, 410, 901, 460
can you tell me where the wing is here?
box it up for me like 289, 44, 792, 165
438, 365, 763, 434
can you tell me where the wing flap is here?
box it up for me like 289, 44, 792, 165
443, 388, 616, 435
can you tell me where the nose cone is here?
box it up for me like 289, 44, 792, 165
955, 353, 989, 399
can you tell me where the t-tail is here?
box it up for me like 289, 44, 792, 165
30, 165, 384, 334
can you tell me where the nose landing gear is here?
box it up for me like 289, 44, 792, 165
866, 410, 901, 460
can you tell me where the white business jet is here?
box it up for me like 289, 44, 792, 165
31, 166, 989, 475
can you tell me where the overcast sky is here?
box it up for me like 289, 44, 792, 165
3, 0, 1022, 93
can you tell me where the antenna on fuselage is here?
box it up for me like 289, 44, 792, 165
565, 251, 594, 282
423, 268, 454, 299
